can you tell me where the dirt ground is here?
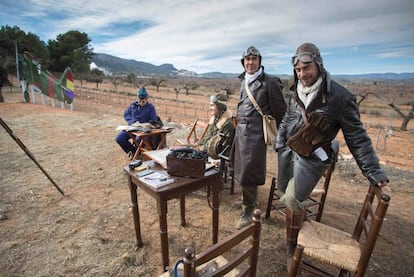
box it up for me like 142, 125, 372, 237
1, 87, 414, 277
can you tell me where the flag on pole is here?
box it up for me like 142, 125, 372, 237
19, 52, 74, 104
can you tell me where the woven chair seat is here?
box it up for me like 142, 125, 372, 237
297, 220, 361, 272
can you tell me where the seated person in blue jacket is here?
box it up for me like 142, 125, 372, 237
115, 87, 158, 158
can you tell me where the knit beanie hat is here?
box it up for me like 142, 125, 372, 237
137, 87, 148, 99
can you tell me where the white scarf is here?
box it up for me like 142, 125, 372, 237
245, 67, 263, 84
297, 77, 323, 108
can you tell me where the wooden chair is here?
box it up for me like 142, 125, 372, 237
175, 119, 208, 146
218, 147, 235, 195
266, 140, 339, 222
288, 184, 391, 277
163, 209, 262, 277
217, 115, 237, 194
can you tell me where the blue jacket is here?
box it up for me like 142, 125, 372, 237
124, 101, 157, 125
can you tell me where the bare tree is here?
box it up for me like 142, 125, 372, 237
388, 100, 414, 131
182, 80, 199, 96
110, 76, 122, 103
88, 68, 104, 89
212, 80, 239, 96
148, 77, 165, 92
174, 86, 181, 100
356, 92, 378, 107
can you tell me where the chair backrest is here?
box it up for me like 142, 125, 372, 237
310, 140, 339, 221
290, 184, 391, 277
351, 184, 391, 276
185, 119, 208, 145
182, 209, 262, 277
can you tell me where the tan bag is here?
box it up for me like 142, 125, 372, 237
262, 114, 277, 146
245, 81, 276, 146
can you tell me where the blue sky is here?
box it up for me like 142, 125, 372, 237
1, 0, 413, 75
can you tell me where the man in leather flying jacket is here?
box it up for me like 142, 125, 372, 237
274, 42, 389, 269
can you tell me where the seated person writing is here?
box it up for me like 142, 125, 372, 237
195, 94, 235, 159
115, 87, 158, 158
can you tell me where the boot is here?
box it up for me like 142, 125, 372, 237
236, 186, 257, 230
285, 208, 305, 271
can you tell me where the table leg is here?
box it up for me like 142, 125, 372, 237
158, 200, 170, 271
180, 196, 186, 227
128, 177, 143, 248
212, 179, 221, 244
156, 134, 167, 149
132, 141, 144, 160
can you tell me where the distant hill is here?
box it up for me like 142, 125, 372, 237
92, 53, 414, 82
333, 73, 414, 84
92, 53, 179, 76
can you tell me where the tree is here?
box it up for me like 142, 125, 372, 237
0, 25, 49, 87
388, 101, 414, 131
126, 72, 146, 89
0, 68, 8, 102
212, 79, 239, 96
110, 76, 122, 103
148, 77, 165, 92
182, 80, 199, 96
87, 68, 105, 89
356, 92, 378, 107
174, 86, 181, 100
48, 30, 93, 75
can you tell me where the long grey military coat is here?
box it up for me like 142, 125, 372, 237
232, 69, 286, 187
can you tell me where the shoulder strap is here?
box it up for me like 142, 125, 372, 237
244, 81, 264, 117
297, 102, 309, 124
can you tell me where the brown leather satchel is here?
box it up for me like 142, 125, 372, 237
287, 111, 329, 157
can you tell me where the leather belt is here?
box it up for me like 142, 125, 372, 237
237, 116, 262, 124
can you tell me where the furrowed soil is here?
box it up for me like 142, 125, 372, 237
1, 84, 413, 277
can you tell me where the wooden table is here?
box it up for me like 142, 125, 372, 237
128, 128, 172, 160
123, 161, 222, 272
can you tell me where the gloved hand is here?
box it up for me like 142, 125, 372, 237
303, 111, 330, 145
287, 112, 330, 157
287, 124, 315, 157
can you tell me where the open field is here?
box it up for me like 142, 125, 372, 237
1, 81, 414, 276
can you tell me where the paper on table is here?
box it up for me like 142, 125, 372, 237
116, 122, 152, 131
139, 172, 174, 188
143, 149, 171, 169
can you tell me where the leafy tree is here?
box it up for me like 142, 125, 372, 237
0, 25, 48, 86
0, 68, 8, 102
125, 72, 142, 89
48, 30, 93, 74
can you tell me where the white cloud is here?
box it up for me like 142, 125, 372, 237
1, 0, 414, 74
